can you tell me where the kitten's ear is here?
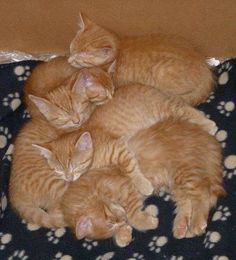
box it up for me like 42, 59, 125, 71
107, 60, 116, 75
75, 132, 93, 151
73, 69, 109, 101
93, 48, 113, 59
72, 69, 94, 94
75, 216, 92, 240
32, 144, 52, 161
28, 95, 57, 118
77, 12, 92, 33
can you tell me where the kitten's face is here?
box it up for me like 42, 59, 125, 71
74, 202, 127, 241
69, 13, 118, 68
33, 132, 93, 182
29, 67, 114, 130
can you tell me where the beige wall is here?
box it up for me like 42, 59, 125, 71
1, 0, 236, 56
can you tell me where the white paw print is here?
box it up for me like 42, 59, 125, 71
52, 252, 72, 260
21, 220, 40, 231
8, 249, 29, 260
215, 130, 227, 148
46, 228, 66, 244
22, 109, 31, 119
170, 256, 184, 260
14, 65, 31, 81
206, 92, 215, 103
148, 235, 168, 253
96, 252, 115, 260
204, 231, 221, 249
82, 239, 98, 250
218, 62, 232, 85
212, 205, 231, 222
213, 255, 229, 260
157, 190, 171, 202
0, 193, 7, 218
217, 101, 235, 117
127, 252, 145, 260
3, 144, 14, 161
0, 126, 12, 149
2, 92, 21, 111
223, 155, 236, 179
0, 232, 12, 250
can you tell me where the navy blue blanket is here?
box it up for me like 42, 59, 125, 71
0, 60, 235, 260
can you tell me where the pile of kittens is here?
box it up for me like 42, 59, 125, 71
9, 13, 225, 247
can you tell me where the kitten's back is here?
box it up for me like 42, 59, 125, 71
9, 118, 67, 227
114, 35, 214, 105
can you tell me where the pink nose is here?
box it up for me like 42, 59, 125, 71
72, 118, 80, 125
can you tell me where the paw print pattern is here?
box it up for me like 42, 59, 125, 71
3, 144, 14, 161
206, 92, 215, 103
52, 252, 72, 260
14, 65, 31, 81
213, 256, 229, 260
127, 252, 145, 260
21, 219, 40, 232
0, 126, 12, 149
22, 109, 31, 119
148, 235, 168, 253
0, 232, 12, 250
82, 239, 98, 250
223, 155, 236, 179
170, 256, 184, 260
218, 62, 232, 85
0, 193, 7, 218
157, 190, 171, 202
96, 252, 115, 260
8, 250, 29, 260
46, 228, 66, 244
2, 92, 21, 111
216, 130, 227, 148
204, 231, 221, 249
217, 101, 235, 117
212, 206, 231, 222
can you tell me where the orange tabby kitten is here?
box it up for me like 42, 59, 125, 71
69, 13, 214, 105
24, 56, 114, 130
61, 167, 158, 247
60, 119, 225, 245
34, 83, 217, 196
9, 118, 93, 228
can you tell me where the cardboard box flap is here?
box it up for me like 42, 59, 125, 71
1, 0, 236, 57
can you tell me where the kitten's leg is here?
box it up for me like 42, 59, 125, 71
114, 224, 133, 248
159, 96, 217, 135
101, 138, 154, 195
125, 198, 158, 231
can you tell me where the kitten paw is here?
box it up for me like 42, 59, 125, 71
114, 225, 132, 248
137, 178, 154, 196
173, 215, 189, 239
203, 118, 218, 136
145, 205, 158, 217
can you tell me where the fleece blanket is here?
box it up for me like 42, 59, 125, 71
0, 59, 235, 260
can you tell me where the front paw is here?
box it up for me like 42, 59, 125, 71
137, 178, 154, 196
145, 205, 159, 217
114, 225, 132, 247
203, 118, 218, 136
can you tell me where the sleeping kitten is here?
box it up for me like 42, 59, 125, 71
69, 13, 214, 105
35, 84, 217, 196
24, 57, 114, 130
9, 118, 92, 228
59, 119, 225, 245
61, 167, 158, 247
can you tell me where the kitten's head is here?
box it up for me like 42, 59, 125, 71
74, 201, 127, 242
68, 13, 119, 68
33, 131, 93, 181
29, 67, 114, 130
